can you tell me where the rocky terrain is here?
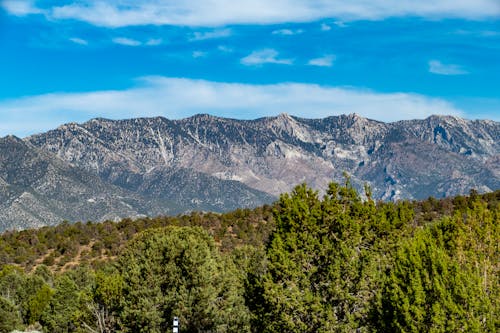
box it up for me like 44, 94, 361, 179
0, 133, 273, 231
0, 113, 498, 230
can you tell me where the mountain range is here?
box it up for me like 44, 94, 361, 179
1, 113, 498, 231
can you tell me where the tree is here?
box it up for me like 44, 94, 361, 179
80, 268, 124, 333
0, 265, 27, 331
40, 275, 80, 332
374, 224, 495, 332
118, 226, 250, 333
258, 182, 376, 332
0, 296, 22, 333
257, 181, 416, 332
26, 283, 53, 325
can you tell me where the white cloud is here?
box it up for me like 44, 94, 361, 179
192, 51, 207, 58
272, 29, 304, 35
334, 20, 348, 28
112, 37, 142, 46
191, 29, 231, 41
1, 0, 42, 16
308, 55, 336, 67
69, 37, 88, 45
241, 49, 293, 66
4, 1, 499, 27
429, 60, 468, 75
0, 77, 467, 137
217, 45, 233, 53
454, 29, 500, 37
321, 23, 331, 31
146, 38, 163, 46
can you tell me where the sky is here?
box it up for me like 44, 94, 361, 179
0, 0, 499, 137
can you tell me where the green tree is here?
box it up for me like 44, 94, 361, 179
79, 268, 124, 333
27, 283, 54, 325
375, 225, 495, 332
118, 226, 250, 333
259, 182, 370, 332
258, 181, 415, 332
0, 265, 28, 331
0, 296, 22, 333
40, 275, 80, 332
260, 184, 329, 332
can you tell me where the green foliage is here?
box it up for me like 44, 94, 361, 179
40, 275, 81, 332
375, 219, 497, 332
27, 283, 54, 325
93, 269, 124, 311
0, 205, 275, 273
0, 296, 22, 333
118, 226, 251, 333
0, 185, 497, 332
257, 181, 414, 332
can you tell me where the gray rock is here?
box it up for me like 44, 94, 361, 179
28, 113, 499, 199
1, 113, 498, 231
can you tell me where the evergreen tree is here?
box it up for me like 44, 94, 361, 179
40, 275, 81, 332
0, 296, 22, 333
375, 219, 497, 332
118, 226, 250, 333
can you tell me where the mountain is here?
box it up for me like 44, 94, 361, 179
28, 113, 499, 198
0, 135, 274, 231
0, 113, 498, 231
0, 135, 163, 231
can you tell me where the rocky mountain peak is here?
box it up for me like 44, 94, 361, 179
0, 135, 23, 144
1, 113, 497, 231
183, 113, 222, 123
57, 122, 82, 130
276, 112, 293, 121
397, 115, 500, 158
347, 112, 364, 121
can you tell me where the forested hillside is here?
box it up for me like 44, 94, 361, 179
0, 183, 498, 332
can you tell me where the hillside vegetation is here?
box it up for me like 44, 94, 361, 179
0, 182, 498, 332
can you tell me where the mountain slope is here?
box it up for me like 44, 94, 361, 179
28, 113, 499, 201
0, 135, 274, 231
0, 136, 164, 230
1, 113, 497, 231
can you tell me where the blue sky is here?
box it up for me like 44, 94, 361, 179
0, 0, 499, 136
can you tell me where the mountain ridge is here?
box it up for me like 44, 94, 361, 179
27, 113, 499, 197
0, 113, 498, 230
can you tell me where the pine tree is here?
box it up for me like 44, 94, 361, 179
118, 226, 250, 333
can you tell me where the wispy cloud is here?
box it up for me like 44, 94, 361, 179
308, 55, 336, 67
321, 21, 347, 30
320, 23, 331, 31
191, 29, 231, 41
241, 49, 293, 66
217, 45, 233, 53
69, 37, 88, 45
1, 0, 41, 16
429, 60, 468, 75
454, 29, 500, 37
272, 29, 303, 36
146, 38, 163, 46
334, 21, 348, 28
192, 51, 207, 58
4, 1, 499, 27
0, 77, 467, 137
112, 37, 142, 46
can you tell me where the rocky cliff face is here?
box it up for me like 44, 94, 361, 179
0, 135, 167, 231
29, 113, 500, 198
0, 128, 274, 231
0, 113, 498, 230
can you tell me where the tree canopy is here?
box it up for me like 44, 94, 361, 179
0, 184, 498, 332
